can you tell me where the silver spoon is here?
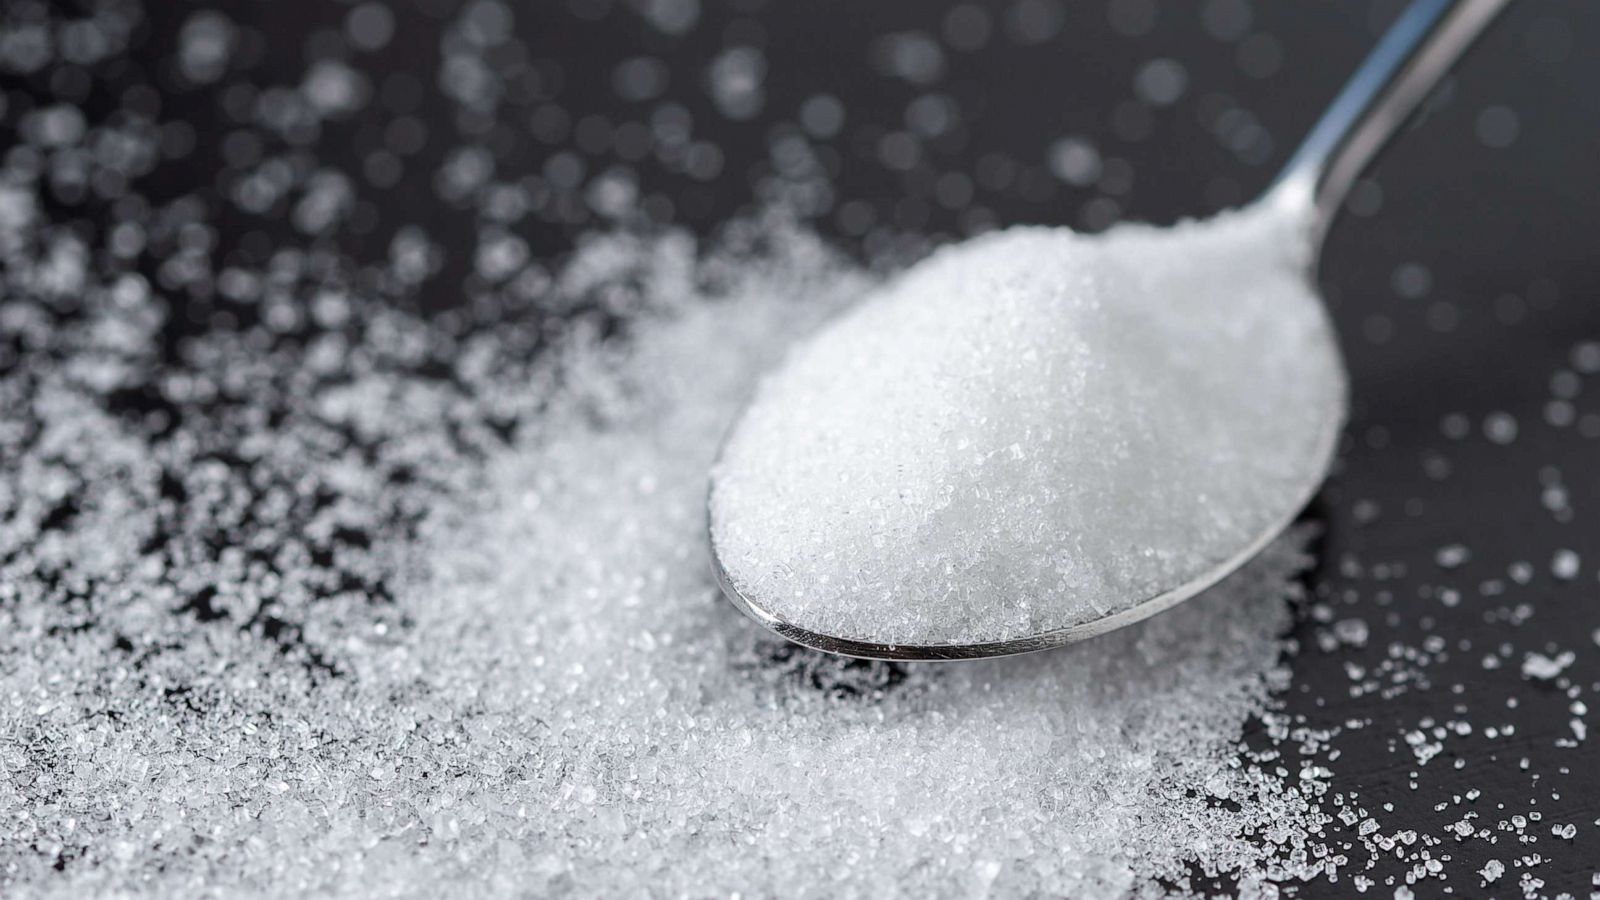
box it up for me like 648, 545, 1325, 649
709, 0, 1510, 661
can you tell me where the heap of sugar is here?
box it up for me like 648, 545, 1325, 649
0, 209, 1332, 896
0, 0, 1353, 893
711, 203, 1346, 646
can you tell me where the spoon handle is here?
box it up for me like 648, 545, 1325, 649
1270, 0, 1511, 245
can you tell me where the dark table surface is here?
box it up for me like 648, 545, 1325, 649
6, 0, 1600, 895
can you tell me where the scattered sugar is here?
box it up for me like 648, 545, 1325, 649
410, 243, 1329, 895
1484, 411, 1520, 444
1522, 650, 1575, 682
1480, 859, 1505, 883
0, 3, 1333, 891
0, 10, 1335, 885
1435, 543, 1472, 569
0, 208, 1331, 895
1551, 548, 1581, 580
712, 203, 1344, 645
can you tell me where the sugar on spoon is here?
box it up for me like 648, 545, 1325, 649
708, 0, 1510, 661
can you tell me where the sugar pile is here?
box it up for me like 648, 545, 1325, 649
712, 204, 1346, 646
0, 0, 1347, 893
408, 230, 1331, 896
0, 212, 1334, 897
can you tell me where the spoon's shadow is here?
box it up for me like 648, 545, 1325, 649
734, 636, 912, 701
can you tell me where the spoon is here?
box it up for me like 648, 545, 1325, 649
709, 0, 1510, 661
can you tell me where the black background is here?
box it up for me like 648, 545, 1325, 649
8, 0, 1600, 895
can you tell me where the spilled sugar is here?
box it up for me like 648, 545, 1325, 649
410, 230, 1329, 896
0, 216, 1331, 897
712, 203, 1346, 646
0, 3, 1338, 893
417, 241, 1330, 895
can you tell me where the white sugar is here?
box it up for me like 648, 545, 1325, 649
408, 230, 1330, 895
1522, 650, 1575, 681
1551, 548, 1580, 580
712, 203, 1344, 645
1, 214, 1331, 897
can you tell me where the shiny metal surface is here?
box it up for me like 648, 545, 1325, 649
1270, 0, 1513, 255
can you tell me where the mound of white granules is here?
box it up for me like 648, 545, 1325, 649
711, 203, 1346, 646
0, 219, 1331, 898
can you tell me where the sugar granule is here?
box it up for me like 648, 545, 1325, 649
712, 203, 1344, 645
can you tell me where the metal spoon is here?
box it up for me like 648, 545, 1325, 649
709, 0, 1510, 661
